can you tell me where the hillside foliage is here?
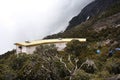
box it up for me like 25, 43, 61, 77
0, 41, 120, 80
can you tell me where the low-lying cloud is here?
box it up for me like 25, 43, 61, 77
0, 0, 93, 54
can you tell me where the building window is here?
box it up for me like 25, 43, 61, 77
19, 46, 22, 50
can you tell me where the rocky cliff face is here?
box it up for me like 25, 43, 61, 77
66, 0, 119, 30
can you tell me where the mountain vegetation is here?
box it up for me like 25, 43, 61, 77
0, 0, 120, 80
0, 43, 120, 80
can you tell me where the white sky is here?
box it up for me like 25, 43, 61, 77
0, 0, 93, 54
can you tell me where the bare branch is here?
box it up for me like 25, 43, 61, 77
68, 55, 74, 66
55, 55, 72, 73
41, 65, 51, 72
60, 57, 72, 73
79, 59, 97, 70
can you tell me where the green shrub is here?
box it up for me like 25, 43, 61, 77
65, 40, 87, 56
111, 62, 120, 74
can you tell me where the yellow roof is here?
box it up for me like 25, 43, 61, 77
15, 38, 86, 47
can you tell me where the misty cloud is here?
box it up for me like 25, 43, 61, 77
0, 0, 93, 54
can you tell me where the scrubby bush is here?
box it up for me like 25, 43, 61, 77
71, 70, 91, 80
111, 62, 120, 74
10, 53, 28, 70
65, 40, 88, 56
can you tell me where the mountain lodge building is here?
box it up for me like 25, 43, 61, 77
15, 38, 86, 54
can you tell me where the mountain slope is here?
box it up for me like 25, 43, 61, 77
66, 0, 120, 30
45, 0, 120, 47
45, 12, 120, 43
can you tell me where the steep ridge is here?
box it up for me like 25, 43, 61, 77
45, 12, 120, 43
66, 0, 120, 30
44, 0, 120, 44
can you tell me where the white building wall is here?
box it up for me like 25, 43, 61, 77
16, 42, 67, 54
16, 46, 20, 54
16, 46, 27, 54
54, 42, 67, 51
26, 46, 36, 54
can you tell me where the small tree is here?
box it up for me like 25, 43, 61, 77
65, 40, 87, 56
33, 44, 62, 80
